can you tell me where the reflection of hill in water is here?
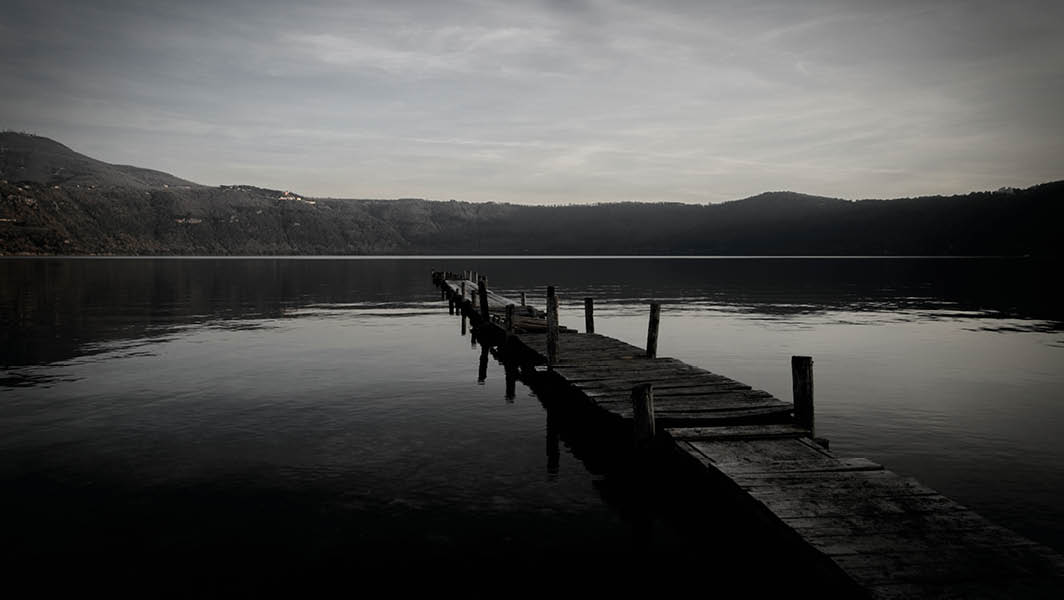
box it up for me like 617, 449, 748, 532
0, 258, 436, 366
485, 257, 1062, 324
2, 257, 1060, 368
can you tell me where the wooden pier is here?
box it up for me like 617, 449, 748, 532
432, 270, 1064, 598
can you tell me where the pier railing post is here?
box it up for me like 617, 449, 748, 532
632, 383, 655, 449
478, 276, 490, 321
505, 304, 515, 334
584, 297, 595, 334
646, 303, 661, 359
792, 356, 814, 437
546, 286, 559, 366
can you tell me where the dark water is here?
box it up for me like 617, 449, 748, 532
2, 257, 1062, 593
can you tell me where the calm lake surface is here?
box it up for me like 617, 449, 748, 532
2, 257, 1062, 592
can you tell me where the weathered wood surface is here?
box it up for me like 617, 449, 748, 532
442, 278, 539, 316
671, 425, 1064, 598
512, 331, 794, 426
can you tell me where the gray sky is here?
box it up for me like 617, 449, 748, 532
3, 0, 1062, 203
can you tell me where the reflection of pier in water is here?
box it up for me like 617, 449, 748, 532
435, 269, 1064, 599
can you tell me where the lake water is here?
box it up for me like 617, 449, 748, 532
2, 257, 1061, 593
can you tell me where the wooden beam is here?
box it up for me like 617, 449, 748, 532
646, 303, 661, 359
792, 355, 814, 437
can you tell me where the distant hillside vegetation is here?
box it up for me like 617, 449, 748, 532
1, 132, 1060, 256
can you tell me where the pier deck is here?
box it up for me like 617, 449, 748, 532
432, 271, 1064, 597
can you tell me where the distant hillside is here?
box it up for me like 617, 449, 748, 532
0, 131, 200, 190
1, 132, 1060, 256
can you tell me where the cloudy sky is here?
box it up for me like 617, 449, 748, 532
2, 0, 1062, 203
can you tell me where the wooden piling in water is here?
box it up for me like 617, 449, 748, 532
584, 297, 595, 334
478, 344, 489, 383
792, 355, 814, 437
632, 383, 655, 448
504, 360, 517, 401
546, 286, 559, 366
478, 277, 490, 321
520, 291, 526, 306
646, 303, 661, 359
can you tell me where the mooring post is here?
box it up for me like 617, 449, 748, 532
584, 297, 595, 334
546, 286, 559, 366
520, 291, 526, 307
646, 303, 661, 359
477, 277, 490, 321
632, 383, 655, 449
505, 304, 515, 334
792, 355, 814, 437
504, 361, 517, 401
478, 344, 489, 383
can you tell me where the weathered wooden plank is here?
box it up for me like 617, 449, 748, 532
556, 365, 715, 378
803, 527, 1042, 557
587, 391, 778, 407
561, 373, 728, 385
610, 405, 794, 423
751, 491, 971, 519
871, 574, 1064, 600
667, 424, 811, 441
780, 511, 1017, 538
866, 577, 1064, 600
734, 474, 941, 499
833, 545, 1064, 585
582, 379, 749, 393
582, 379, 750, 392
591, 397, 787, 415
688, 438, 832, 466
552, 357, 690, 368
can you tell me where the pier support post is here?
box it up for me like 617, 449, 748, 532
632, 383, 655, 449
646, 303, 661, 359
792, 356, 814, 437
478, 277, 490, 321
505, 361, 517, 401
478, 344, 489, 383
584, 298, 595, 334
505, 304, 515, 334
546, 286, 559, 366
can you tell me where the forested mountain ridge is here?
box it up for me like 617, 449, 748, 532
1, 132, 1060, 256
